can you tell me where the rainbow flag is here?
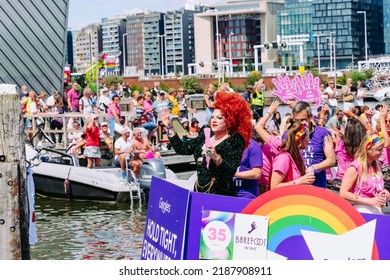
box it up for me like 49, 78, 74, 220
105, 55, 117, 72
63, 65, 70, 83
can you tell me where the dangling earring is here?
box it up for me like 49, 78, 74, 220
297, 141, 302, 148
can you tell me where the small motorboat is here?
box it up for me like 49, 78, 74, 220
25, 144, 177, 204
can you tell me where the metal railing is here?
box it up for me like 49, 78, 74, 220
25, 111, 136, 148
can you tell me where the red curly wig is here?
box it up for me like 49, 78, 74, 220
214, 91, 252, 148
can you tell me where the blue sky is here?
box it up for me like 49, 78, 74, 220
68, 0, 223, 30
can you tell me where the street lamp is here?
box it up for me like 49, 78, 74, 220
216, 33, 222, 83
330, 32, 336, 84
313, 34, 324, 73
228, 32, 234, 76
157, 34, 166, 76
357, 11, 368, 66
122, 33, 127, 75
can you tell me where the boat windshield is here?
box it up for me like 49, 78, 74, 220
40, 149, 75, 166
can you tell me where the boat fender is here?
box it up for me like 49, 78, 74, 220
64, 179, 71, 197
64, 168, 72, 197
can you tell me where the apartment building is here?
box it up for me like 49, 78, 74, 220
194, 0, 283, 75
73, 24, 102, 73
101, 15, 127, 75
143, 13, 165, 76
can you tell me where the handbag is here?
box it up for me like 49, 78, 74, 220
344, 93, 353, 102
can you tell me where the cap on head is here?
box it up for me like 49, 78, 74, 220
121, 127, 131, 135
88, 114, 98, 121
101, 122, 108, 126
181, 117, 188, 124
191, 118, 199, 124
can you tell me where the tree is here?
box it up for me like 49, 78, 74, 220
180, 76, 203, 94
101, 75, 123, 88
245, 70, 262, 87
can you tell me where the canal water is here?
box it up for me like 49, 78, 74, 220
30, 195, 147, 260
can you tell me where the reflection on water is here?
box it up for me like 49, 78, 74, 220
31, 196, 147, 260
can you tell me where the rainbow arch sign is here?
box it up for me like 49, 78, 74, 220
147, 179, 390, 260
241, 185, 379, 260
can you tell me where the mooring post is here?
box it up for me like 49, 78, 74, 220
0, 85, 30, 259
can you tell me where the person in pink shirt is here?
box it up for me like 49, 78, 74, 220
107, 95, 122, 137
67, 82, 80, 112
143, 91, 155, 122
340, 132, 390, 214
335, 106, 388, 185
334, 118, 366, 181
256, 101, 315, 190
84, 114, 101, 168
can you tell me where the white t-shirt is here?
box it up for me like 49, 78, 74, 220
98, 95, 111, 112
355, 88, 365, 107
46, 96, 55, 107
114, 137, 132, 160
372, 111, 380, 130
79, 97, 94, 114
325, 87, 339, 107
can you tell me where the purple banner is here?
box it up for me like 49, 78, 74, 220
362, 213, 390, 260
141, 177, 190, 260
185, 192, 251, 260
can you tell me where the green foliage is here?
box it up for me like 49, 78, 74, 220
212, 81, 219, 88
101, 75, 123, 88
245, 70, 262, 87
336, 70, 374, 85
179, 76, 203, 95
233, 84, 246, 93
159, 83, 171, 93
308, 68, 320, 77
337, 73, 347, 85
130, 84, 143, 95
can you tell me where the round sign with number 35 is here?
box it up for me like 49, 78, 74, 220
203, 221, 232, 249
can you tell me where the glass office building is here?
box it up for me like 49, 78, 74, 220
313, 0, 384, 69
277, 0, 314, 69
278, 0, 385, 70
385, 0, 390, 54
216, 14, 261, 67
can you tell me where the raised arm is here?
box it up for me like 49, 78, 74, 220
379, 104, 390, 148
255, 100, 280, 145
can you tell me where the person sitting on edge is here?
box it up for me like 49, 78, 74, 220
131, 127, 161, 160
190, 118, 201, 135
114, 128, 141, 179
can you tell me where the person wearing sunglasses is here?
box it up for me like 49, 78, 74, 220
325, 80, 339, 118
